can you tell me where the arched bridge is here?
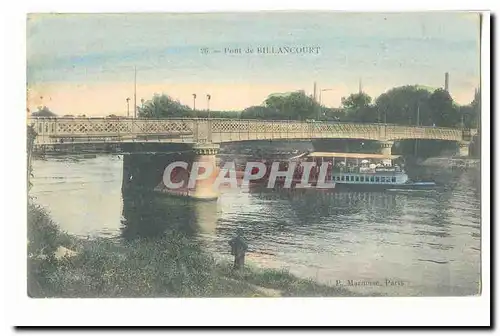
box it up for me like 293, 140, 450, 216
29, 118, 477, 147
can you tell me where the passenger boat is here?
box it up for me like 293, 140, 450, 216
292, 152, 437, 191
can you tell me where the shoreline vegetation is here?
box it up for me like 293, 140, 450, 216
27, 201, 359, 298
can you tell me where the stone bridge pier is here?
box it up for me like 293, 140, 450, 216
122, 143, 221, 201
379, 141, 394, 157
185, 144, 221, 200
458, 141, 471, 157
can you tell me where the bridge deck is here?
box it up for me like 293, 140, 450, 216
28, 118, 477, 146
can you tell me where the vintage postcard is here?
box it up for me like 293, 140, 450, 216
26, 12, 482, 303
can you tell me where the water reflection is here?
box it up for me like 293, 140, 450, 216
121, 188, 220, 240
121, 191, 195, 240
247, 187, 401, 223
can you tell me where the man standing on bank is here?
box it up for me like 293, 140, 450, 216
229, 228, 248, 270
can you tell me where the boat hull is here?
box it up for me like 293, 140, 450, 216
334, 182, 437, 191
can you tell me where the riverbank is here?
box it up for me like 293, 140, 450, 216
28, 201, 355, 298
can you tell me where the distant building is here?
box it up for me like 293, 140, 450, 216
31, 107, 57, 117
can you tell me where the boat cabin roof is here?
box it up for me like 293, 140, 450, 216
307, 152, 401, 160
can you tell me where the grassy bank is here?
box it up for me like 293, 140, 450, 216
28, 201, 353, 298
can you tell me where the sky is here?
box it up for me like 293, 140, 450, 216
26, 12, 481, 116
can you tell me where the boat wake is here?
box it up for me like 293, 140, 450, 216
417, 258, 450, 265
387, 189, 437, 193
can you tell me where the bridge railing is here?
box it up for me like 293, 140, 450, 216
27, 118, 197, 144
27, 117, 474, 145
208, 119, 466, 141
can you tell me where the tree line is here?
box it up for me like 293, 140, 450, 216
29, 85, 480, 129
134, 85, 479, 129
240, 85, 479, 129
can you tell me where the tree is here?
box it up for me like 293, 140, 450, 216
375, 86, 432, 125
217, 111, 240, 119
428, 88, 460, 127
457, 104, 474, 129
351, 105, 379, 123
137, 94, 194, 119
240, 106, 282, 120
340, 92, 376, 123
341, 92, 372, 111
31, 106, 57, 117
454, 88, 480, 158
469, 89, 480, 128
264, 91, 320, 120
322, 107, 346, 121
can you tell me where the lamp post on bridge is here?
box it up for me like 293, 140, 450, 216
126, 97, 130, 118
207, 94, 211, 119
319, 88, 333, 120
192, 94, 197, 118
416, 103, 420, 127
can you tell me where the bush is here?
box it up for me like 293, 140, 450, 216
28, 202, 64, 260
27, 201, 77, 297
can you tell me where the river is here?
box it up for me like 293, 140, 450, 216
30, 154, 481, 296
